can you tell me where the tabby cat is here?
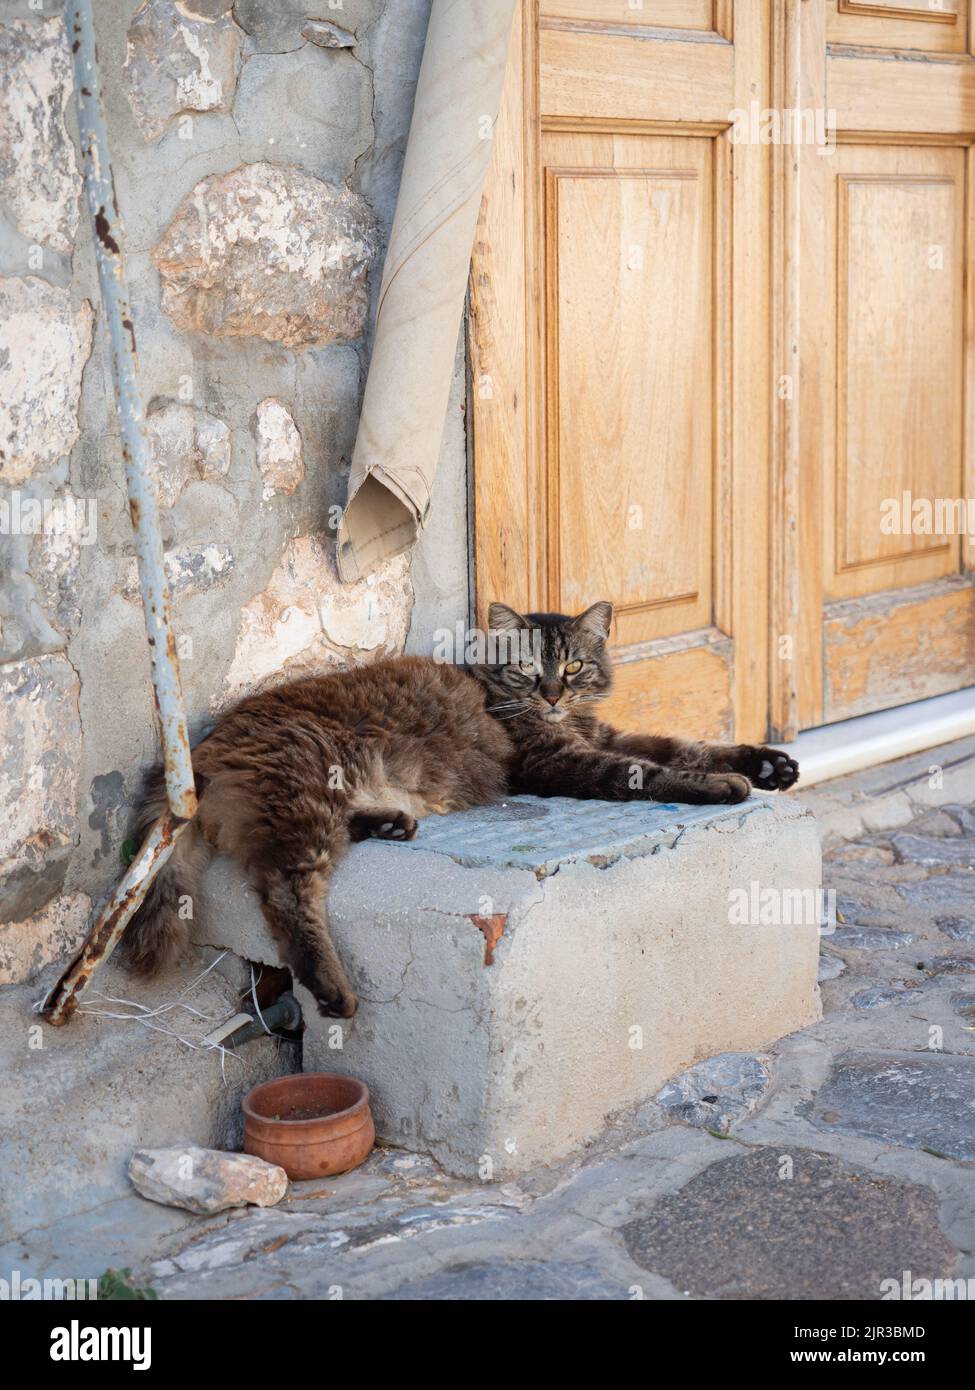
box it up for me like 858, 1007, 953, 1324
124, 601, 798, 1017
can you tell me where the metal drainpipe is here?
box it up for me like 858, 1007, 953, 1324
43, 0, 198, 1025
203, 993, 304, 1050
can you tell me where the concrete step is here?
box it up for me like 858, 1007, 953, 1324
0, 954, 297, 1246
193, 793, 822, 1178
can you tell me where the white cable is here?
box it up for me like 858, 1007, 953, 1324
249, 964, 272, 1035
68, 951, 245, 1081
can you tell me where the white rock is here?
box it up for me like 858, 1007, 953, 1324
152, 163, 378, 347
146, 400, 231, 507
254, 398, 304, 500
128, 1146, 288, 1214
122, 0, 241, 142
0, 277, 93, 485
0, 655, 82, 881
0, 18, 81, 252
121, 543, 235, 602
28, 490, 97, 636
221, 536, 412, 706
301, 19, 356, 48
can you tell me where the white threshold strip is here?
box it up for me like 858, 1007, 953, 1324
778, 686, 975, 788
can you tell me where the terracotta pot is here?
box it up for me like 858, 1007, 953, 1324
242, 1072, 375, 1180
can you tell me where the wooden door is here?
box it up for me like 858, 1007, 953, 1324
471, 1, 975, 746
773, 0, 975, 736
470, 0, 771, 742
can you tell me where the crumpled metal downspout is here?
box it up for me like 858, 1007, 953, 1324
43, 0, 197, 1025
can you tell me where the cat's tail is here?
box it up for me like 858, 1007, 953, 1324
121, 766, 213, 976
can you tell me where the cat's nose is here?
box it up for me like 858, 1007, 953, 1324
541, 685, 562, 706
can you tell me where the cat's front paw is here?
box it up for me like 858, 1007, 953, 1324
742, 746, 799, 791
655, 771, 751, 805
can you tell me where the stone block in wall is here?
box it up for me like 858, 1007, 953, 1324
0, 891, 90, 987
0, 654, 82, 920
220, 534, 412, 707
232, 47, 372, 178
233, 0, 376, 53
122, 0, 242, 142
120, 543, 235, 602
152, 163, 378, 347
28, 504, 87, 640
253, 398, 303, 499
302, 20, 357, 49
0, 277, 93, 485
0, 17, 81, 252
145, 400, 231, 508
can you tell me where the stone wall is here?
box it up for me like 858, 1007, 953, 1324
0, 0, 469, 985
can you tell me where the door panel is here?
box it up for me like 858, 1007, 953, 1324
824, 580, 975, 719
607, 637, 735, 741
540, 0, 715, 31
828, 53, 975, 133
472, 0, 769, 742
545, 136, 712, 645
828, 147, 964, 596
539, 28, 735, 124
828, 0, 967, 56
786, 1, 975, 731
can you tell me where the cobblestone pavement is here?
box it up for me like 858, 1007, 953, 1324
22, 765, 975, 1301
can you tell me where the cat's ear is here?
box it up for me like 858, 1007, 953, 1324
571, 601, 613, 642
488, 602, 528, 632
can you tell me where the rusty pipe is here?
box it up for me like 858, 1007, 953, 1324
66, 0, 197, 820
44, 1, 201, 1025
42, 813, 190, 1026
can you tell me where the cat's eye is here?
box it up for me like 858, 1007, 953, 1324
564, 659, 583, 675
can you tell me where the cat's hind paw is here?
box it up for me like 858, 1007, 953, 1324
706, 772, 752, 804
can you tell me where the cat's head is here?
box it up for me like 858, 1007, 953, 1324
476, 601, 614, 727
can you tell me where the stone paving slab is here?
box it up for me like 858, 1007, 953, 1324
890, 833, 975, 868
828, 926, 916, 950
381, 1260, 626, 1301
654, 1052, 770, 1135
899, 876, 975, 915
804, 1052, 975, 1162
620, 1148, 958, 1301
938, 918, 975, 945
850, 984, 920, 1010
